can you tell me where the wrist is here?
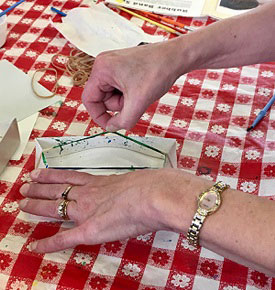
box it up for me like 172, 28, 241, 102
172, 31, 216, 75
170, 24, 233, 77
147, 169, 213, 235
168, 172, 214, 234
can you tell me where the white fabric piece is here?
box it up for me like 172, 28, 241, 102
51, 3, 164, 57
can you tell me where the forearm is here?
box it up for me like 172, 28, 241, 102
202, 189, 275, 276
164, 171, 275, 276
169, 1, 275, 77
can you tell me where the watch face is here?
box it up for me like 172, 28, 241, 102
198, 190, 220, 212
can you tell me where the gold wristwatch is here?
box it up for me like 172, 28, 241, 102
187, 181, 229, 247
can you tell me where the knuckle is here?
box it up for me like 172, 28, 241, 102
82, 222, 98, 242
64, 171, 87, 185
63, 171, 75, 184
120, 119, 133, 130
54, 233, 65, 248
39, 168, 55, 182
89, 185, 100, 195
94, 53, 108, 68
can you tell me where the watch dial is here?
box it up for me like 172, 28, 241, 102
200, 191, 218, 210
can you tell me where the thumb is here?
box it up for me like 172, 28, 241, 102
30, 226, 86, 253
106, 96, 148, 131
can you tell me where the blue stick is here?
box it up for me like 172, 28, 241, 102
0, 0, 25, 17
247, 93, 275, 131
51, 7, 67, 17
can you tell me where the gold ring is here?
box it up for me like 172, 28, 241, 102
57, 199, 70, 220
61, 185, 73, 200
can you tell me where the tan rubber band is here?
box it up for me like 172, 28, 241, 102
52, 49, 95, 87
32, 49, 95, 98
31, 68, 58, 98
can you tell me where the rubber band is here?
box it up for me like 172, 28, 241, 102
32, 49, 95, 98
31, 68, 59, 98
51, 49, 95, 87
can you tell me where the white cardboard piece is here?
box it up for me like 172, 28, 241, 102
0, 60, 61, 122
11, 113, 39, 160
0, 118, 20, 175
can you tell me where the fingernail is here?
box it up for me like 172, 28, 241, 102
19, 199, 28, 209
20, 183, 30, 196
29, 241, 37, 252
31, 169, 41, 180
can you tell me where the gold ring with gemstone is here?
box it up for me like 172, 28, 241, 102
57, 199, 70, 220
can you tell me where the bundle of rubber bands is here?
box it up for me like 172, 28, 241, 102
32, 49, 95, 98
52, 49, 95, 86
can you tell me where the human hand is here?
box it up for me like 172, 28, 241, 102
82, 40, 182, 131
19, 168, 205, 253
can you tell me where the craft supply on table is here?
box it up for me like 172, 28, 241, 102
0, 60, 61, 161
0, 60, 61, 122
51, 3, 164, 57
247, 92, 275, 131
31, 68, 59, 98
0, 119, 20, 175
0, 0, 25, 18
134, 9, 194, 32
117, 6, 184, 36
50, 6, 67, 17
0, 10, 7, 48
106, 0, 256, 18
11, 113, 38, 161
35, 132, 176, 172
51, 49, 95, 87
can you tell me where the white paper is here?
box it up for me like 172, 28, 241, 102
0, 60, 61, 122
35, 134, 177, 170
106, 0, 258, 19
106, 0, 205, 17
51, 3, 164, 57
215, 0, 252, 17
11, 113, 38, 160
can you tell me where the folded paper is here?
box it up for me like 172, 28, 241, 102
35, 133, 177, 173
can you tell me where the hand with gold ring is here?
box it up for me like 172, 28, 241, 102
18, 168, 275, 277
19, 167, 210, 253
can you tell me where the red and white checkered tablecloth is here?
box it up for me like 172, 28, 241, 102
0, 0, 275, 289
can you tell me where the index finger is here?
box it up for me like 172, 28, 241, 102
82, 77, 113, 128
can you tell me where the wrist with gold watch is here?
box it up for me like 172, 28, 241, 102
187, 181, 230, 247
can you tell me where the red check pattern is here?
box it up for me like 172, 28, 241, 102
0, 0, 275, 289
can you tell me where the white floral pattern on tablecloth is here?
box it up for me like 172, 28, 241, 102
122, 263, 141, 277
171, 273, 190, 288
